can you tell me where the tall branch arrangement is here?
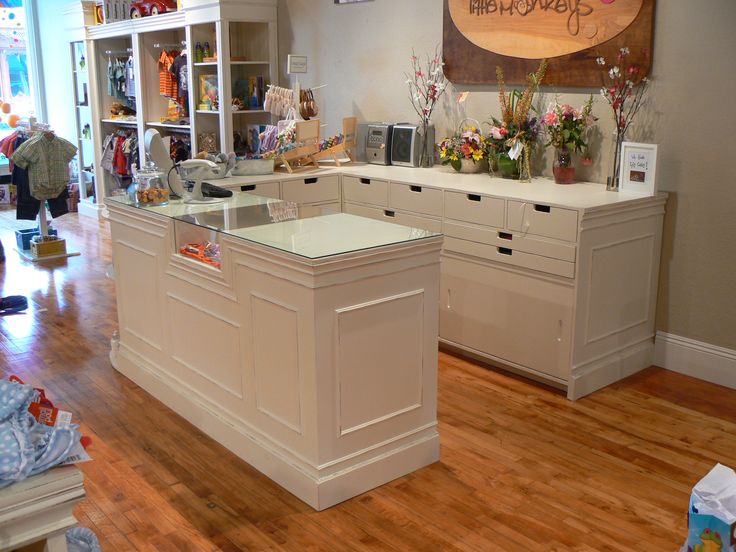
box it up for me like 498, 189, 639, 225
597, 47, 649, 136
596, 47, 650, 188
404, 46, 449, 127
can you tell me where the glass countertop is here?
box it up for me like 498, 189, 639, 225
107, 193, 440, 260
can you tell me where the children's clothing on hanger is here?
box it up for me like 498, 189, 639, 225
12, 133, 77, 200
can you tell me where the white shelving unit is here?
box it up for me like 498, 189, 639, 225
65, 0, 278, 218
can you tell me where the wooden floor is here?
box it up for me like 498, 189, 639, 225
0, 207, 733, 551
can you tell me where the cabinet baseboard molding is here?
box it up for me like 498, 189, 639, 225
654, 331, 736, 390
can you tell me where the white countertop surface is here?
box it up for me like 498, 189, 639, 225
213, 163, 663, 211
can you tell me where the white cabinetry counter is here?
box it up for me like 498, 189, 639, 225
106, 193, 442, 510
338, 165, 667, 400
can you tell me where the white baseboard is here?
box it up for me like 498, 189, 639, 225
654, 331, 736, 390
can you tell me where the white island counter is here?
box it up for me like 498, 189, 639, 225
106, 193, 443, 510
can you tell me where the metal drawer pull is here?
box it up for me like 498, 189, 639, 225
498, 232, 512, 240
304, 178, 318, 184
409, 185, 422, 193
467, 194, 481, 202
240, 185, 256, 191
360, 178, 370, 184
497, 247, 513, 256
384, 210, 395, 218
534, 204, 551, 213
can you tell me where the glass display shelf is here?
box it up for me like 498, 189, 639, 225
107, 193, 440, 264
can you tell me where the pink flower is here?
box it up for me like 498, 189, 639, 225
410, 55, 417, 62
490, 126, 507, 140
416, 71, 424, 78
562, 104, 575, 115
543, 112, 559, 126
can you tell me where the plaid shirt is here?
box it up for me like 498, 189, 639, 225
12, 134, 77, 200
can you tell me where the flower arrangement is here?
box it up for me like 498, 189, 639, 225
542, 96, 596, 157
439, 125, 487, 172
596, 47, 650, 190
489, 59, 548, 180
405, 46, 449, 167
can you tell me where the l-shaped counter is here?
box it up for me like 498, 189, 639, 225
106, 163, 666, 509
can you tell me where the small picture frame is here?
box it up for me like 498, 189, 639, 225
620, 142, 658, 195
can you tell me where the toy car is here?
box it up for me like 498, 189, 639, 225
130, 0, 177, 18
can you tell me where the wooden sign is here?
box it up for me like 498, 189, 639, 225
443, 0, 655, 86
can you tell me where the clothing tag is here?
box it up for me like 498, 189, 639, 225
508, 140, 524, 160
28, 403, 73, 427
57, 440, 93, 466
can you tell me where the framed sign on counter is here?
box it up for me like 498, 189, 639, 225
620, 142, 658, 195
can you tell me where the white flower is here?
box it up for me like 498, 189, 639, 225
405, 78, 412, 85
609, 66, 620, 78
626, 80, 633, 88
620, 47, 630, 55
596, 57, 606, 65
600, 87, 607, 97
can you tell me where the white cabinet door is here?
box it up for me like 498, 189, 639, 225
439, 255, 574, 381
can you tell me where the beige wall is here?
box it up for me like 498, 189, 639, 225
278, 0, 736, 351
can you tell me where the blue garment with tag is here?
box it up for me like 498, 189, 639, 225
0, 379, 81, 488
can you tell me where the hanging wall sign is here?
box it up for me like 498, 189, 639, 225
443, 0, 655, 86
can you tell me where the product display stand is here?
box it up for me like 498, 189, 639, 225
313, 117, 357, 167
276, 119, 321, 173
14, 122, 82, 263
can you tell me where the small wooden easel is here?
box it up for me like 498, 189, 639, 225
313, 117, 357, 167
275, 119, 321, 173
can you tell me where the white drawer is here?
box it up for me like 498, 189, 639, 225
507, 201, 579, 242
239, 182, 280, 199
444, 191, 504, 228
342, 175, 389, 206
389, 182, 443, 217
443, 236, 575, 278
282, 175, 340, 204
443, 221, 576, 262
344, 202, 442, 233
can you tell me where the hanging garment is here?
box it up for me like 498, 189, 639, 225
125, 56, 136, 99
0, 131, 19, 171
12, 133, 77, 200
100, 134, 115, 173
159, 49, 179, 99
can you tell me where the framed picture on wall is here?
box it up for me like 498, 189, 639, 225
620, 142, 658, 195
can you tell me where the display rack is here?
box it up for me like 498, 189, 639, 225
70, 0, 278, 218
313, 117, 357, 167
276, 119, 320, 173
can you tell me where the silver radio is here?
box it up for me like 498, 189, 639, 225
366, 123, 393, 165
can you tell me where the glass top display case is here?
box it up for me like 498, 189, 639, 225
107, 193, 440, 267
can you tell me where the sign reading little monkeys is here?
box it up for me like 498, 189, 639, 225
442, 0, 655, 86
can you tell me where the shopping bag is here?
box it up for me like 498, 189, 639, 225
686, 464, 736, 552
